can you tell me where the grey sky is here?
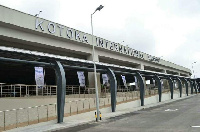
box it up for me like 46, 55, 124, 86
0, 0, 199, 77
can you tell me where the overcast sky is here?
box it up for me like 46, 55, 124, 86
0, 0, 200, 77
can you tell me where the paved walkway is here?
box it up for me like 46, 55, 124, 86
62, 94, 200, 132
5, 94, 195, 132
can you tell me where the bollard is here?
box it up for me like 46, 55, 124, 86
77, 102, 78, 114
27, 108, 29, 125
89, 100, 91, 109
83, 101, 84, 110
55, 104, 56, 114
16, 109, 18, 128
4, 111, 5, 131
70, 105, 72, 116
132, 92, 133, 99
99, 111, 102, 120
46, 105, 48, 121
37, 107, 39, 123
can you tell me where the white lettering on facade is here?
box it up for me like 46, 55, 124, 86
48, 23, 56, 34
119, 45, 123, 53
110, 42, 114, 51
105, 41, 109, 49
66, 28, 73, 39
148, 55, 159, 62
124, 46, 128, 55
75, 31, 81, 41
34, 19, 158, 63
114, 43, 119, 52
99, 39, 104, 47
134, 50, 139, 57
96, 38, 104, 47
129, 48, 134, 56
82, 34, 88, 43
58, 25, 64, 36
35, 19, 44, 31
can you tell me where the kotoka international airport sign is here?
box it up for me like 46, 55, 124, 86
35, 18, 160, 63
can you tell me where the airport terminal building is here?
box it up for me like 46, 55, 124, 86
0, 5, 192, 97
2, 4, 200, 130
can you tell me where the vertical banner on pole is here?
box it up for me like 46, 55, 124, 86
134, 76, 138, 89
102, 74, 109, 85
121, 75, 127, 88
152, 78, 155, 87
77, 71, 85, 87
35, 67, 44, 87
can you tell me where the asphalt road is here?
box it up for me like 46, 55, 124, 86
55, 95, 200, 132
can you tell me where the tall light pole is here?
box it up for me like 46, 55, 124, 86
91, 5, 104, 121
192, 61, 197, 78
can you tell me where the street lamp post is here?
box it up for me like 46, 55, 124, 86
192, 61, 197, 78
35, 11, 42, 17
91, 5, 104, 121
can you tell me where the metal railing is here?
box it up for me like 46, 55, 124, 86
0, 84, 92, 98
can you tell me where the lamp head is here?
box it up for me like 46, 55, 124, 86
95, 5, 104, 12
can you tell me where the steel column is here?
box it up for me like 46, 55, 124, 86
54, 61, 66, 123
188, 80, 193, 94
166, 77, 173, 99
176, 78, 182, 97
106, 68, 117, 112
135, 72, 145, 106
195, 81, 200, 93
153, 75, 162, 102
193, 81, 198, 94
196, 81, 200, 93
182, 78, 188, 96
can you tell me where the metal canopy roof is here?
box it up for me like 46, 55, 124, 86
0, 46, 194, 80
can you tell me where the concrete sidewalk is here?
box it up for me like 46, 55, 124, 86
6, 94, 195, 132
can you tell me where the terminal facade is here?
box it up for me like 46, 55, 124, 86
1, 4, 200, 125
0, 5, 192, 97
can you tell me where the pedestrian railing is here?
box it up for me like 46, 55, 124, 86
0, 84, 90, 97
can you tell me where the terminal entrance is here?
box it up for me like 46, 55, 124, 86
0, 46, 195, 131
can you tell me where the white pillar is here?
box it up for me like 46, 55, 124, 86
14, 85, 15, 97
26, 86, 27, 96
20, 85, 21, 97
28, 86, 29, 96
47, 86, 48, 96
137, 64, 144, 70
36, 86, 38, 96
0, 84, 2, 97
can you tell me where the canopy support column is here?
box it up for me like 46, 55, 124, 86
107, 68, 117, 112
182, 78, 188, 96
54, 61, 66, 123
177, 78, 182, 97
154, 75, 162, 102
167, 77, 173, 99
135, 72, 145, 106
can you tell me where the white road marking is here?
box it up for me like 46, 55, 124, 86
191, 126, 200, 127
165, 109, 178, 111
